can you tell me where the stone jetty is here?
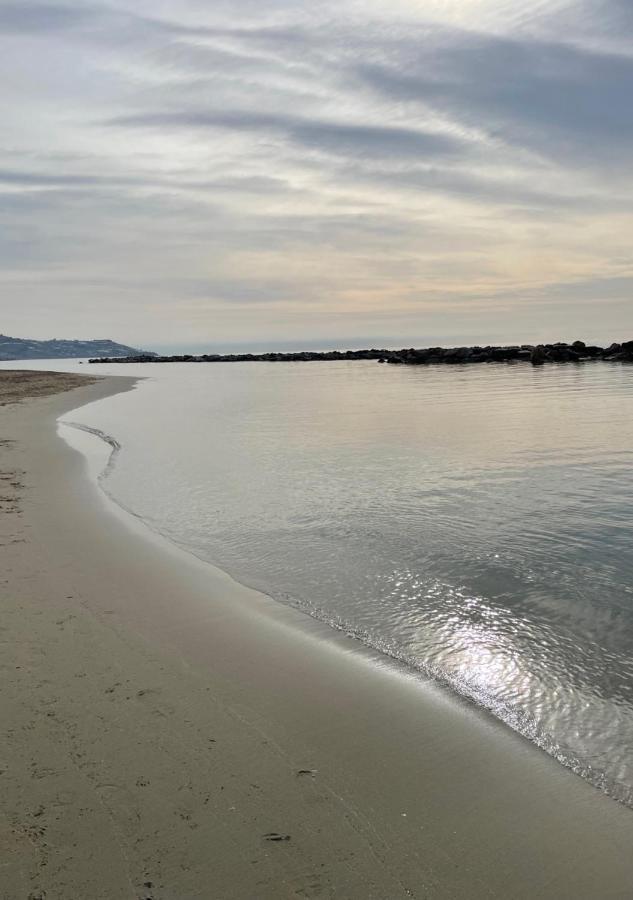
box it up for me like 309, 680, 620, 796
90, 340, 633, 367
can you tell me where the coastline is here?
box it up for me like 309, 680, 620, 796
3, 374, 633, 898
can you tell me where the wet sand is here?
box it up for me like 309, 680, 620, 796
2, 370, 633, 899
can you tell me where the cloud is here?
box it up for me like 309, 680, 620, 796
2, 0, 633, 344
352, 28, 633, 166
106, 109, 464, 162
0, 2, 93, 33
0, 168, 139, 188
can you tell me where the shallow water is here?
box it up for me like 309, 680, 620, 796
7, 358, 633, 803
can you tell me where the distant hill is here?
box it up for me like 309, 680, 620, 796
0, 334, 156, 361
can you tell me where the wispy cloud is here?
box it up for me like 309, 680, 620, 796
352, 29, 633, 165
0, 2, 92, 33
107, 110, 465, 161
1, 0, 633, 345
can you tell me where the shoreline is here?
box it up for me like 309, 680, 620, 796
56, 414, 633, 811
3, 373, 633, 898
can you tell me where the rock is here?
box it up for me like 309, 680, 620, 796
621, 340, 633, 360
549, 346, 573, 361
531, 346, 547, 366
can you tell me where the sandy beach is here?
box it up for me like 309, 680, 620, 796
2, 371, 633, 900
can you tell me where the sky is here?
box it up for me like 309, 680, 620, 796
1, 0, 633, 350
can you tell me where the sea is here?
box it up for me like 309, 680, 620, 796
5, 357, 633, 805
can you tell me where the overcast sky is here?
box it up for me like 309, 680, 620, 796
2, 0, 633, 349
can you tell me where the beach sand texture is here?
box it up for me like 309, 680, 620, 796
2, 371, 633, 900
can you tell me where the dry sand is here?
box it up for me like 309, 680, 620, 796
2, 370, 633, 900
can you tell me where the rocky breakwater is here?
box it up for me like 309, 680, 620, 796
385, 340, 633, 366
90, 349, 400, 364
89, 340, 633, 367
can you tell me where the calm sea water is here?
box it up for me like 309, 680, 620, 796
7, 358, 633, 803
